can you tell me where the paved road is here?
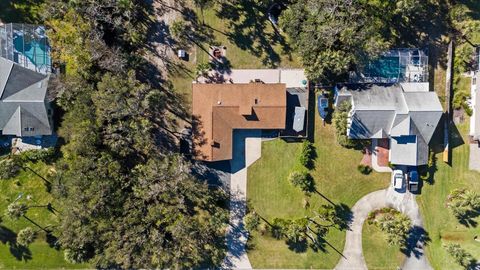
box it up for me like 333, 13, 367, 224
335, 188, 433, 270
222, 131, 262, 269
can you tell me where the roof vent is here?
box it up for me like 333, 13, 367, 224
37, 81, 43, 88
217, 101, 222, 105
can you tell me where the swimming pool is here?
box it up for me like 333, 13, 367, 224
364, 56, 401, 81
13, 35, 51, 70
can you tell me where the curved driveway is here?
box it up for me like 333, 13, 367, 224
335, 188, 432, 270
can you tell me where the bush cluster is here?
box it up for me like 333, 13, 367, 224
332, 101, 356, 148
357, 164, 372, 175
288, 171, 314, 194
299, 141, 315, 169
19, 148, 56, 163
0, 157, 23, 180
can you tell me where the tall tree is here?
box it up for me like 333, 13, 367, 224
280, 0, 390, 82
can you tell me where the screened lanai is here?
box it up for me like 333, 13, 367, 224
350, 48, 429, 84
0, 23, 51, 74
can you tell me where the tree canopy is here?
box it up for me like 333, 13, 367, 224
41, 0, 229, 268
280, 0, 390, 82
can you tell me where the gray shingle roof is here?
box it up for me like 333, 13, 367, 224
337, 83, 443, 166
0, 57, 51, 136
338, 83, 442, 143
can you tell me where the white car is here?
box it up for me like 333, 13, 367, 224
391, 170, 404, 190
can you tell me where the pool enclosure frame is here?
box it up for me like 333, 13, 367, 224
0, 23, 51, 74
349, 48, 429, 84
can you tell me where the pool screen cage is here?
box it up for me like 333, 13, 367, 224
0, 23, 51, 74
349, 48, 429, 84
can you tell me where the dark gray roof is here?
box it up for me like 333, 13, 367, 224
0, 57, 51, 136
348, 110, 395, 139
338, 83, 443, 166
338, 84, 442, 143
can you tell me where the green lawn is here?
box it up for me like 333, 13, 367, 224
0, 161, 88, 269
417, 122, 480, 270
246, 113, 390, 269
363, 222, 404, 270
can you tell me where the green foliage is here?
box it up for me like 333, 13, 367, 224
446, 189, 480, 223
368, 208, 412, 247
43, 1, 229, 268
299, 140, 315, 169
195, 62, 211, 80
5, 202, 28, 220
271, 218, 289, 239
444, 243, 477, 269
0, 157, 23, 180
16, 227, 36, 247
244, 211, 261, 232
357, 164, 372, 175
284, 218, 308, 243
19, 148, 56, 163
63, 248, 89, 264
280, 0, 390, 82
333, 101, 355, 148
288, 171, 314, 193
454, 44, 475, 73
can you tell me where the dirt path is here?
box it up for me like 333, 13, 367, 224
148, 0, 183, 79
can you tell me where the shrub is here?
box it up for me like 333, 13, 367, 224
288, 171, 314, 193
19, 148, 56, 163
357, 164, 372, 175
16, 227, 36, 246
299, 141, 315, 168
271, 218, 289, 239
244, 211, 260, 232
64, 248, 89, 264
333, 101, 355, 148
446, 189, 480, 221
444, 243, 476, 269
0, 158, 22, 180
369, 208, 412, 247
258, 222, 269, 235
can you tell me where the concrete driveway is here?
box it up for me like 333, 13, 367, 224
335, 188, 432, 270
222, 130, 262, 269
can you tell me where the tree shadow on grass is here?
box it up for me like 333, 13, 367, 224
456, 208, 480, 228
214, 0, 293, 67
286, 239, 308, 253
0, 225, 32, 261
400, 226, 431, 259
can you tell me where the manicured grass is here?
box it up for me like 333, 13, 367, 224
0, 161, 88, 269
246, 113, 390, 269
363, 222, 404, 270
417, 122, 480, 270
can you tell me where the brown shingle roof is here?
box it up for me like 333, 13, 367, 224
192, 83, 287, 161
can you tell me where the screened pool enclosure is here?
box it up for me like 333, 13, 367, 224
0, 23, 51, 74
350, 49, 429, 84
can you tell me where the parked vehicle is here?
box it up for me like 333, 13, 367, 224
391, 169, 404, 190
408, 170, 419, 192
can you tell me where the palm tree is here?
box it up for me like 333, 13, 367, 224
5, 202, 28, 220
16, 227, 36, 247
